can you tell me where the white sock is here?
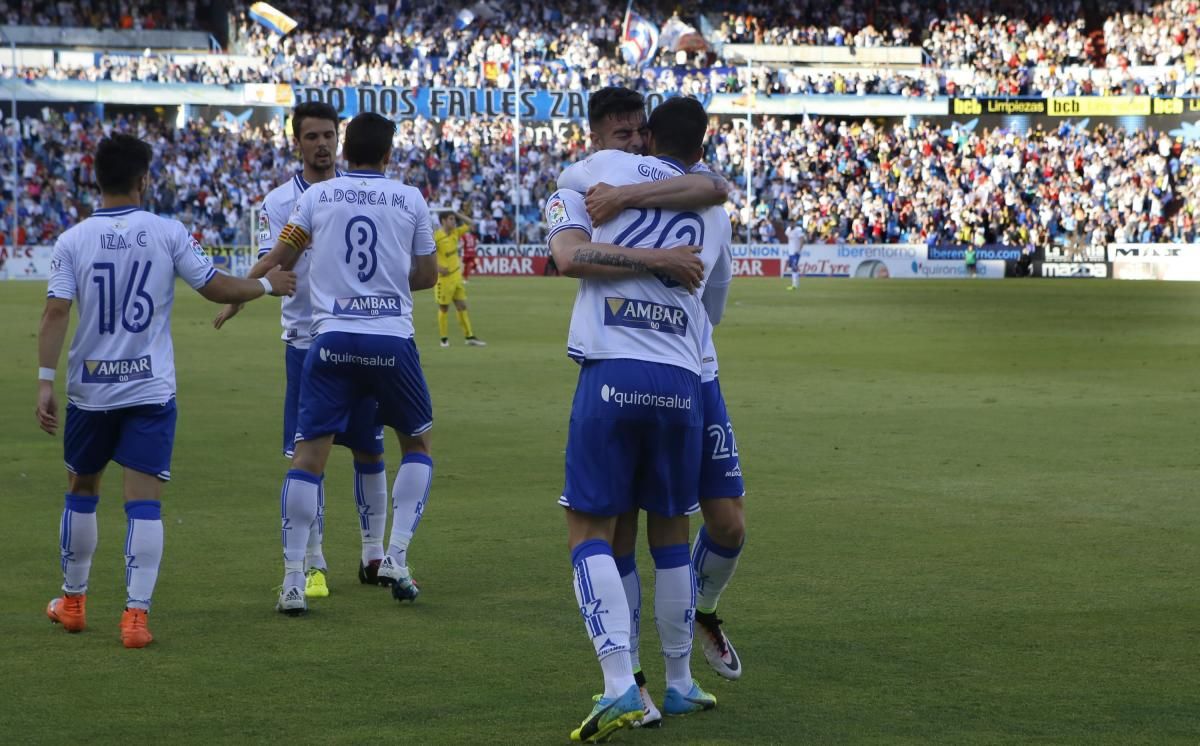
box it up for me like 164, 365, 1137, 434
386, 453, 432, 568
60, 494, 99, 595
615, 553, 642, 673
652, 543, 695, 694
305, 479, 327, 572
692, 525, 743, 614
354, 461, 388, 563
791, 271, 800, 287
281, 469, 320, 589
572, 539, 636, 699
124, 500, 163, 610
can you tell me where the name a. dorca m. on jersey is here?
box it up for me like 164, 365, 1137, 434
318, 189, 409, 209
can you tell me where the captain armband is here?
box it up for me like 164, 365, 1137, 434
276, 223, 311, 251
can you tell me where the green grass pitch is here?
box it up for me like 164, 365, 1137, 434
1, 276, 1198, 744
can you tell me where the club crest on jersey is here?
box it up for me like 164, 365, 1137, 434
548, 197, 568, 225
81, 356, 152, 384
333, 295, 403, 317
603, 297, 688, 336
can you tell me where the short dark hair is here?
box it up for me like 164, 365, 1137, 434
95, 134, 152, 194
587, 86, 645, 128
343, 112, 396, 166
292, 101, 339, 139
647, 96, 708, 160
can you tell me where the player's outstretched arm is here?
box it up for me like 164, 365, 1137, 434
35, 298, 72, 435
199, 264, 296, 304
585, 174, 729, 226
213, 248, 305, 328
550, 228, 704, 291
257, 223, 308, 277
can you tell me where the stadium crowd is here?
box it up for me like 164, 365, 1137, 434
5, 106, 1198, 249
3, 1, 1199, 96
714, 115, 1199, 248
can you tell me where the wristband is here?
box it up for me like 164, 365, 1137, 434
38, 367, 56, 382
259, 277, 273, 294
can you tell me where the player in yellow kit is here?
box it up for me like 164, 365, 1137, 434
434, 211, 487, 348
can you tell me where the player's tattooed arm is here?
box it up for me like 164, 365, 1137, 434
550, 229, 704, 291
549, 229, 639, 280
572, 247, 652, 273
585, 174, 729, 226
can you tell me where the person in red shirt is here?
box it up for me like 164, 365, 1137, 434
460, 229, 478, 281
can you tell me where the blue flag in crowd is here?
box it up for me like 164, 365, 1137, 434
620, 12, 658, 67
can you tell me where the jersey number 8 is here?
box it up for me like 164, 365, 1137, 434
344, 216, 379, 282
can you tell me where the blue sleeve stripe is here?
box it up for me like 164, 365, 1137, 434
200, 267, 218, 287
257, 249, 270, 258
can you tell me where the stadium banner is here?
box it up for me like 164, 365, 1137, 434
0, 79, 248, 106
731, 244, 783, 277
1047, 96, 1150, 117
291, 86, 946, 119
243, 83, 297, 106
468, 244, 785, 277
1109, 243, 1200, 281
927, 244, 1023, 261
796, 244, 1004, 279
0, 245, 53, 280
1033, 261, 1110, 278
944, 97, 1200, 135
1151, 97, 1200, 114
950, 98, 1048, 116
950, 96, 1200, 115
470, 244, 553, 276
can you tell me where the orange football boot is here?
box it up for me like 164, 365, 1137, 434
46, 594, 87, 632
119, 608, 153, 649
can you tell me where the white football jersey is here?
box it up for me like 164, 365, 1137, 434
552, 151, 732, 376
47, 206, 217, 410
257, 171, 341, 349
554, 151, 733, 380
284, 169, 434, 339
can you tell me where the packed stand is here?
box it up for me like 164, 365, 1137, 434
0, 0, 208, 30
715, 115, 1200, 249
0, 109, 585, 247
5, 1, 1200, 96
6, 106, 1198, 251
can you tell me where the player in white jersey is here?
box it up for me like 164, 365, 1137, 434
562, 155, 748, 685
256, 112, 438, 615
785, 223, 805, 290
213, 102, 390, 599
36, 134, 295, 647
548, 90, 747, 735
547, 94, 732, 742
